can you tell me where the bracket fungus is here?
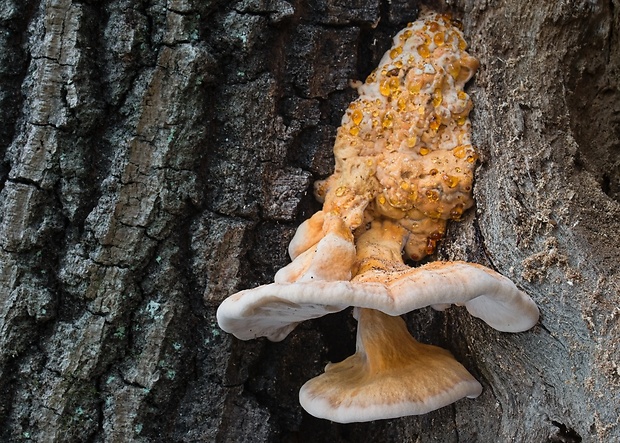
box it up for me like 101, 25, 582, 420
216, 10, 539, 423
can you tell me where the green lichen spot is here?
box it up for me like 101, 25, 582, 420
114, 326, 126, 339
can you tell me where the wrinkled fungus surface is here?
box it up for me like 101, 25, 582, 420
216, 10, 539, 424
315, 11, 479, 261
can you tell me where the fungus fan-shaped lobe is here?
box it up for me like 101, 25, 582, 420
216, 284, 354, 341
216, 261, 539, 342
274, 230, 356, 284
288, 211, 325, 260
377, 261, 540, 332
299, 309, 482, 423
276, 213, 356, 284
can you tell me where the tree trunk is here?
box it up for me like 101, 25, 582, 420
0, 0, 618, 441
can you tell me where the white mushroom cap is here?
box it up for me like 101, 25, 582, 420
216, 260, 539, 342
299, 308, 483, 423
353, 260, 540, 333
216, 281, 351, 341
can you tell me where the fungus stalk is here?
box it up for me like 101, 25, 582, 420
354, 219, 409, 276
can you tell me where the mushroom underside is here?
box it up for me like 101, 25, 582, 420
299, 308, 483, 423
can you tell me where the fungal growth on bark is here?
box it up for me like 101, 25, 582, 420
299, 308, 483, 423
217, 10, 539, 423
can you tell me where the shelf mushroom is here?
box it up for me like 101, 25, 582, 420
217, 220, 539, 341
217, 220, 539, 421
215, 10, 540, 423
216, 262, 539, 340
216, 220, 539, 421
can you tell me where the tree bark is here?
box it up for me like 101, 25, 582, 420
0, 0, 618, 441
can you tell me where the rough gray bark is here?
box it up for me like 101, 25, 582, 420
0, 0, 617, 441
